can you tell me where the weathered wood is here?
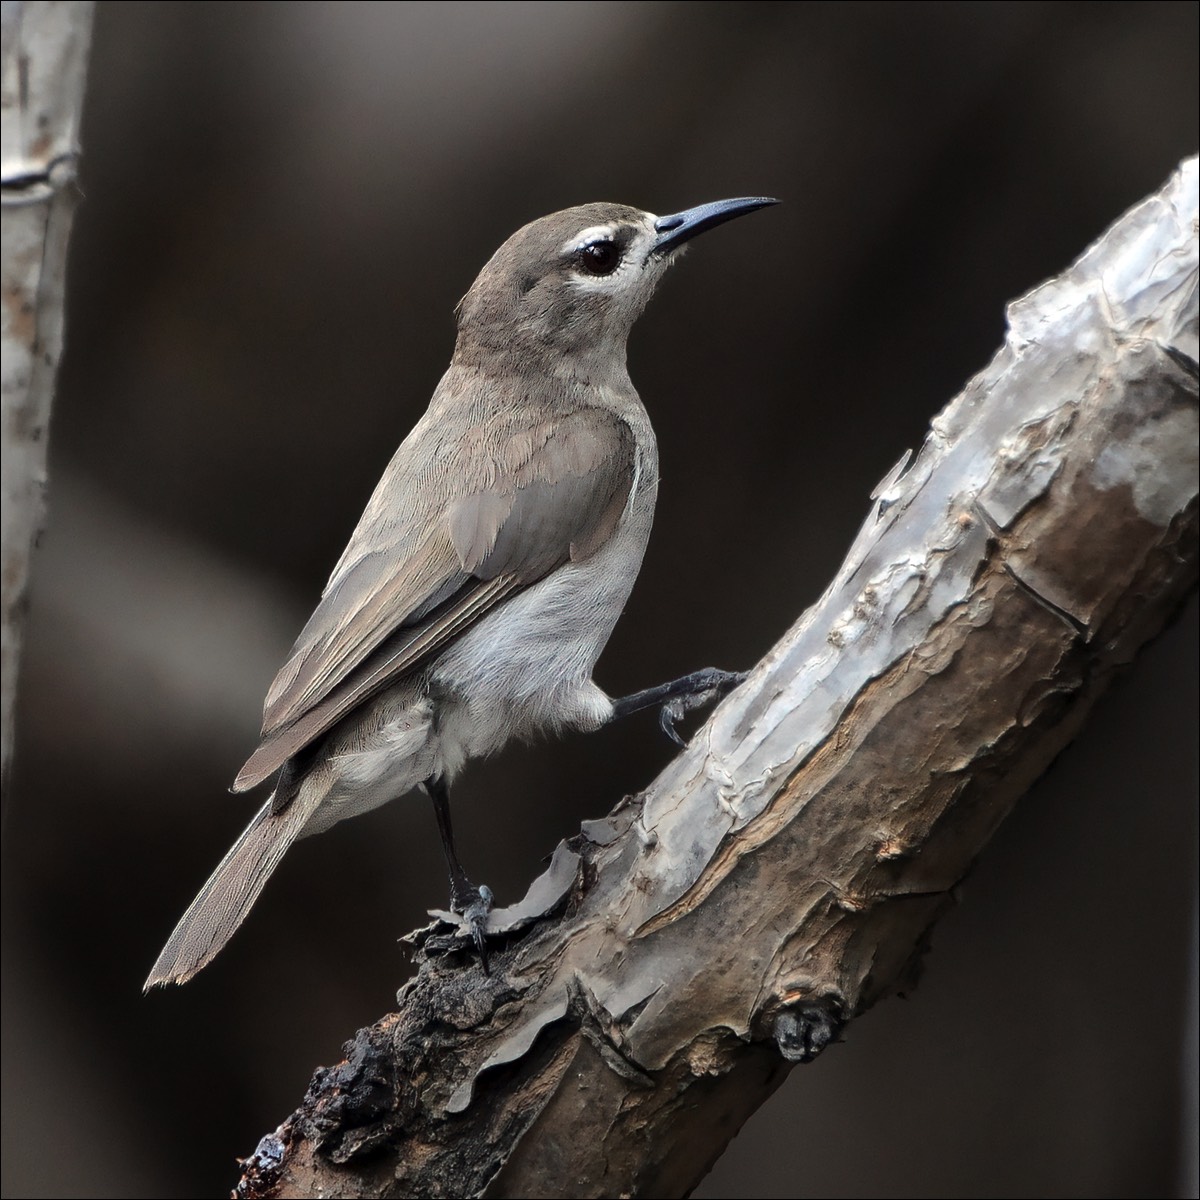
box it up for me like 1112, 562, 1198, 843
1, 0, 94, 791
237, 158, 1198, 1200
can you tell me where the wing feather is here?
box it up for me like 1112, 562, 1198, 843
234, 388, 637, 793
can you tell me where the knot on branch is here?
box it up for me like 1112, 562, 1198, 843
769, 994, 846, 1064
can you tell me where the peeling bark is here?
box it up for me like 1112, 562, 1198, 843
237, 158, 1198, 1199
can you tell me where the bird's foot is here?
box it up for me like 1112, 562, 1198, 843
420, 884, 496, 972
452, 883, 495, 974
612, 666, 749, 745
655, 668, 749, 746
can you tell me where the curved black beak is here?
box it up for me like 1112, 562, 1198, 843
651, 196, 778, 256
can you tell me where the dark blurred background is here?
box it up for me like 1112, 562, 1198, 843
2, 2, 1197, 1197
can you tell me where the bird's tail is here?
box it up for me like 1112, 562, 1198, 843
143, 786, 320, 989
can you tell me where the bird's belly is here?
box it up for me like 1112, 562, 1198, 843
429, 509, 654, 763
299, 691, 437, 834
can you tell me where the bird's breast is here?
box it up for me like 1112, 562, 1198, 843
429, 433, 658, 756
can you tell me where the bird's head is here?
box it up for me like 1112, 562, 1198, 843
453, 198, 776, 378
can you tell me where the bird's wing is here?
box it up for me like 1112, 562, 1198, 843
233, 401, 636, 792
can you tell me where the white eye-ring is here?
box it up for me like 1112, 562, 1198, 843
564, 224, 626, 281
561, 224, 616, 255
577, 239, 621, 276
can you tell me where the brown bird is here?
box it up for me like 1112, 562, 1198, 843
145, 196, 776, 988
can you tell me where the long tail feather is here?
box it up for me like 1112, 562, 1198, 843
144, 788, 319, 989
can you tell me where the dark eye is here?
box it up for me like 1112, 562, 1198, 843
577, 239, 620, 276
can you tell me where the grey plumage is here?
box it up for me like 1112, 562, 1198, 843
145, 197, 775, 989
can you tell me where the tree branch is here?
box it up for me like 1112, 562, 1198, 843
1, 0, 94, 794
237, 158, 1198, 1199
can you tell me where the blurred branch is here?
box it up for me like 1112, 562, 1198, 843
238, 159, 1198, 1199
1, 0, 94, 795
29, 472, 304, 779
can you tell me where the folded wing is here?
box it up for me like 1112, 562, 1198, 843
234, 401, 635, 793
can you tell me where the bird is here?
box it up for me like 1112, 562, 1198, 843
144, 196, 777, 988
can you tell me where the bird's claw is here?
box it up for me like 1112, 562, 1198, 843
453, 884, 494, 975
657, 669, 749, 747
659, 699, 688, 746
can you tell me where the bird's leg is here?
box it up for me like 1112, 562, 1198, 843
422, 774, 493, 973
610, 667, 748, 747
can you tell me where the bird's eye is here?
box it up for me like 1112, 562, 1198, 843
577, 239, 620, 276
